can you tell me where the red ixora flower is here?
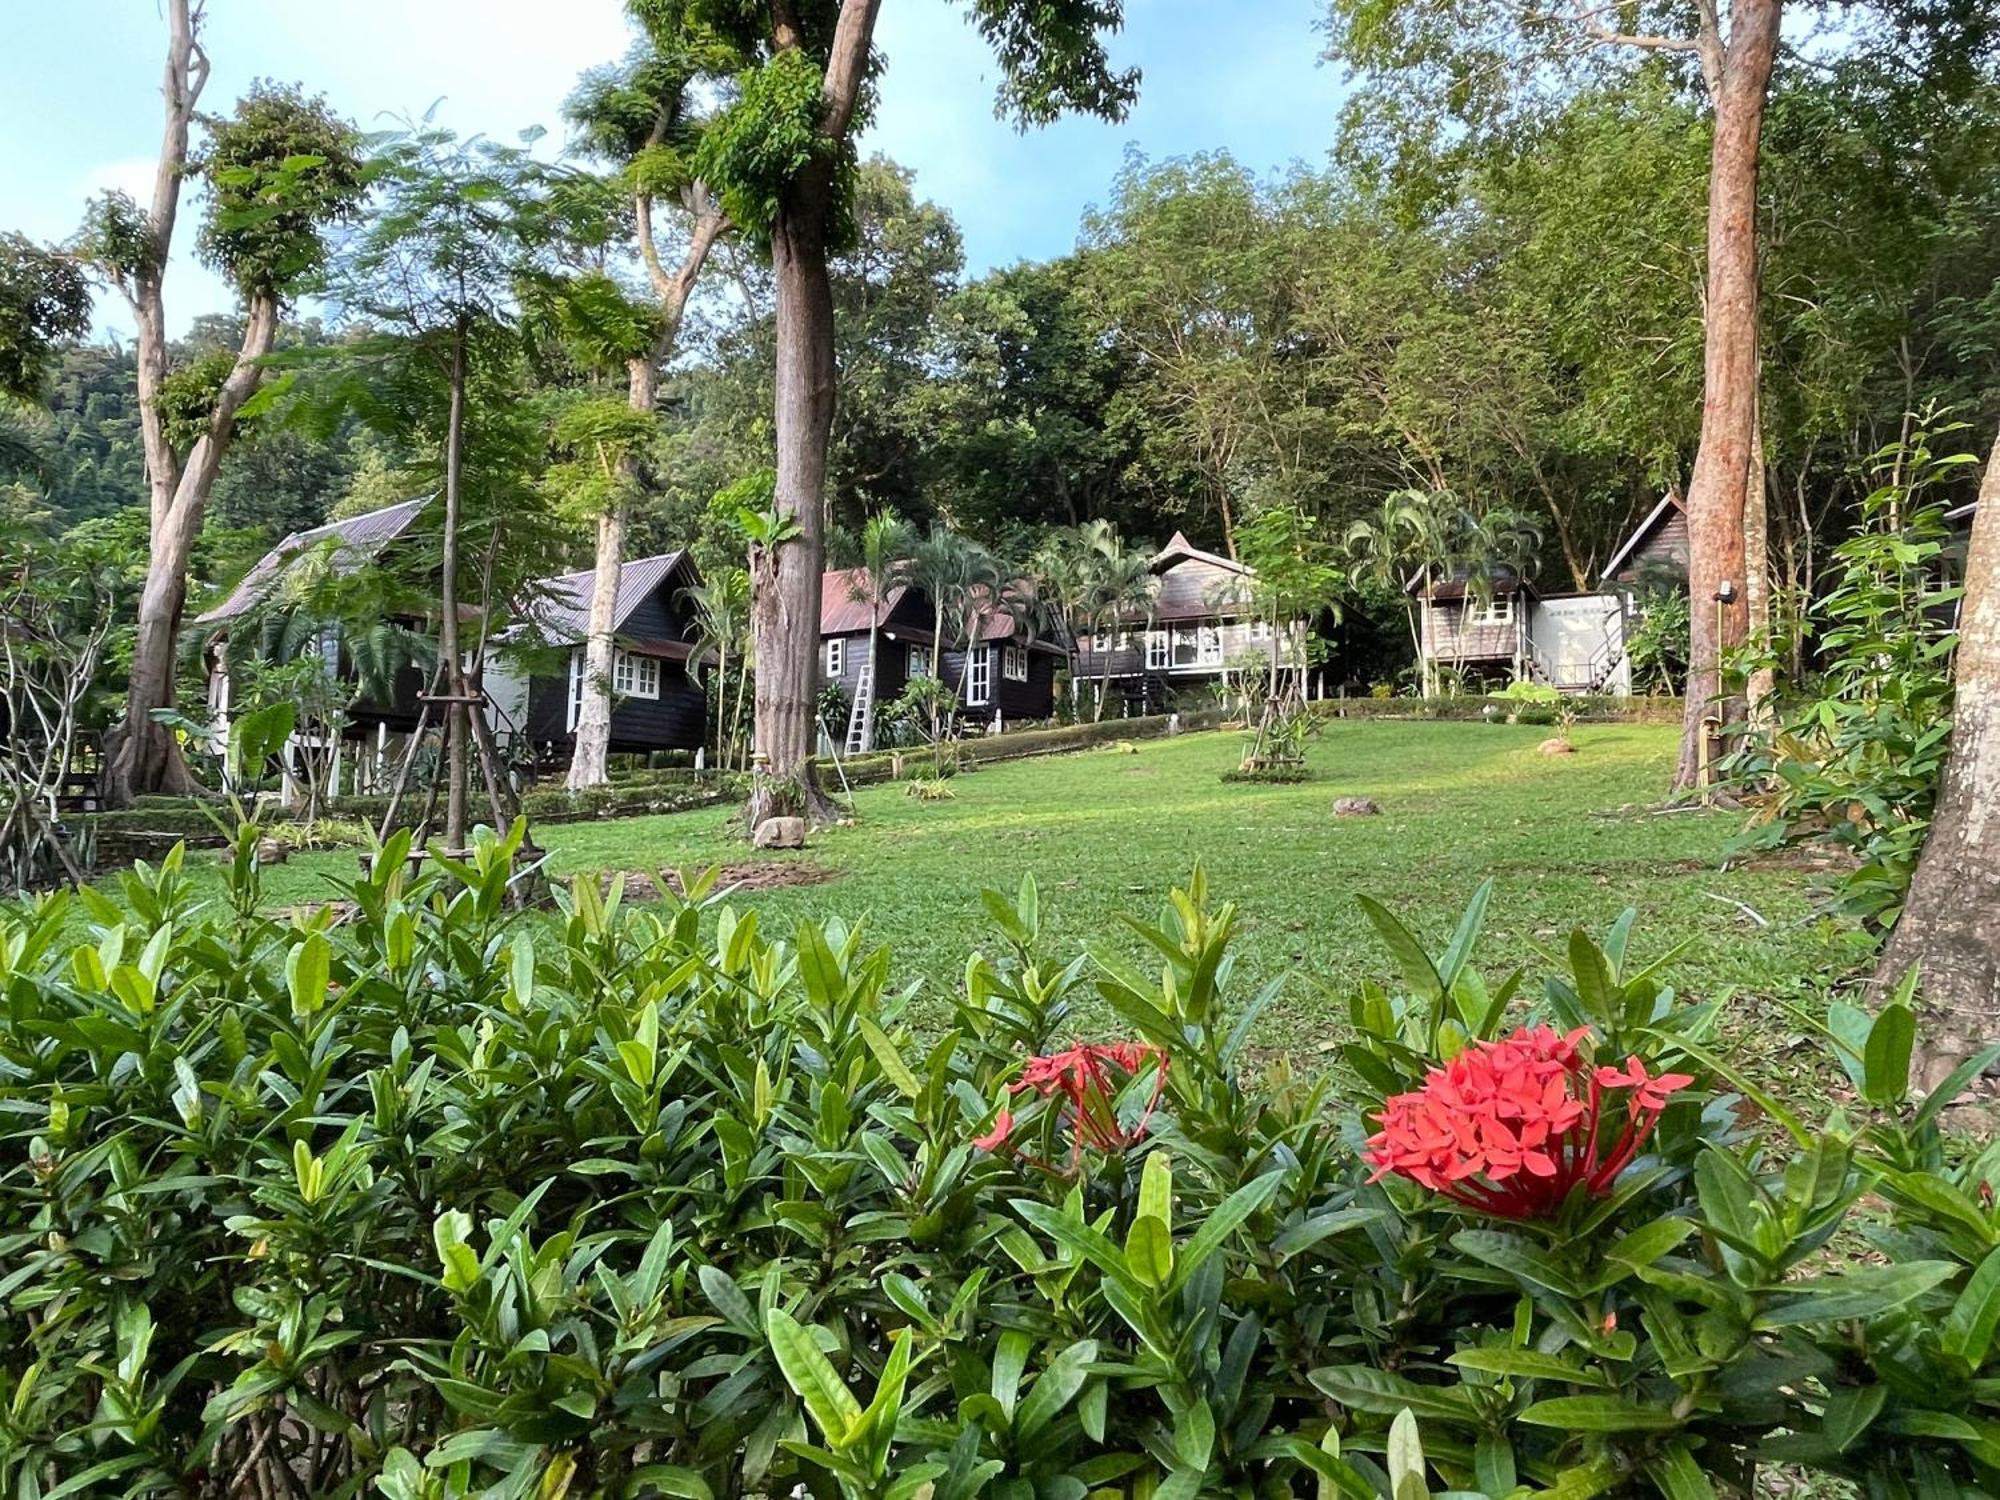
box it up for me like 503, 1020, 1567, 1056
1363, 1025, 1693, 1221
974, 1042, 1169, 1170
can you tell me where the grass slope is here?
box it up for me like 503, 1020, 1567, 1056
239, 722, 1835, 1065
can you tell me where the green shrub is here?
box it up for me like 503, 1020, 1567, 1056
1220, 765, 1316, 784
1, 836, 1992, 1497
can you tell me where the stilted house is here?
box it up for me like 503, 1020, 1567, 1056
1075, 533, 1311, 714
1409, 566, 1632, 697
197, 497, 442, 796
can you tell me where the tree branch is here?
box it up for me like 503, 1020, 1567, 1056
820, 0, 883, 141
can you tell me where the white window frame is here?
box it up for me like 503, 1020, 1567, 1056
1247, 616, 1272, 643
824, 636, 845, 679
1002, 644, 1028, 681
613, 649, 660, 700
908, 644, 929, 679
1197, 626, 1223, 666
1144, 630, 1169, 670
1471, 594, 1514, 626
565, 649, 584, 732
967, 646, 993, 706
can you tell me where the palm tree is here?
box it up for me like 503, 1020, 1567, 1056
950, 541, 1006, 712
895, 526, 977, 734
1028, 529, 1093, 707
681, 568, 751, 768
1084, 541, 1155, 720
846, 511, 912, 751
1345, 489, 1454, 694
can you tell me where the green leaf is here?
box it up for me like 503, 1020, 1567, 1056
1943, 1244, 2000, 1366
856, 1015, 920, 1098
1518, 1396, 1684, 1433
1448, 1347, 1610, 1386
630, 1465, 714, 1500
1171, 1169, 1284, 1291
765, 1308, 862, 1446
1016, 1338, 1096, 1440
1820, 1384, 1887, 1454
1357, 894, 1443, 999
285, 931, 330, 1018
1451, 1229, 1582, 1298
1649, 1441, 1715, 1500
1385, 1407, 1429, 1500
1756, 1261, 1958, 1329
1862, 1002, 1916, 1106
1012, 1200, 1138, 1290
1308, 1366, 1474, 1422
1125, 1214, 1173, 1289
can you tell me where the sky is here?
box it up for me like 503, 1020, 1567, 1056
0, 0, 1348, 338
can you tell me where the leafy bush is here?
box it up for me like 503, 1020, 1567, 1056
2, 835, 1996, 1497
1220, 765, 1315, 784
1624, 588, 1691, 697
1725, 426, 1967, 928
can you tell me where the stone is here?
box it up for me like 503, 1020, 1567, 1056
1331, 796, 1381, 816
751, 816, 807, 849
1538, 738, 1575, 756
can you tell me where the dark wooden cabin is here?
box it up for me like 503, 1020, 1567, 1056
510, 552, 709, 758
819, 569, 1059, 748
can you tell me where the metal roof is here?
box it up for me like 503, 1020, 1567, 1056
197, 496, 431, 625
528, 551, 693, 644
821, 567, 909, 635
1151, 530, 1249, 576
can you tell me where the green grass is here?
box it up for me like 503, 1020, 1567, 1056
229, 721, 1840, 1072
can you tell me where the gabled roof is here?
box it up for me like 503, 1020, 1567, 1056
1600, 491, 1686, 585
821, 567, 910, 635
529, 551, 694, 644
1407, 565, 1536, 601
1151, 531, 1249, 576
198, 496, 431, 626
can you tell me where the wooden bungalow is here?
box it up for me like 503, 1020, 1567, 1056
501, 551, 709, 762
1603, 491, 1690, 593
1075, 532, 1309, 714
1409, 565, 1633, 696
819, 568, 1059, 751
196, 497, 441, 794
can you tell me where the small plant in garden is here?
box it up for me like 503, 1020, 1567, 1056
904, 774, 955, 800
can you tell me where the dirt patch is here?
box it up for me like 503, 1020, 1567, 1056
609, 863, 840, 900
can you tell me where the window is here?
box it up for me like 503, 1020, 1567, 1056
908, 644, 929, 679
1247, 617, 1272, 643
1471, 594, 1514, 626
1198, 626, 1223, 666
566, 649, 583, 731
1002, 644, 1028, 681
1090, 630, 1110, 651
824, 637, 845, 679
1145, 631, 1169, 670
967, 646, 993, 705
613, 649, 660, 699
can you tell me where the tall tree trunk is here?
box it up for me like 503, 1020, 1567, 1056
862, 617, 879, 750
111, 294, 279, 802
1673, 0, 1780, 791
1877, 432, 2000, 1089
564, 190, 724, 790
441, 324, 469, 853
567, 478, 630, 792
749, 175, 840, 824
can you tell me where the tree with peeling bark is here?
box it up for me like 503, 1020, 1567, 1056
557, 2, 736, 790
688, 0, 1140, 829
76, 0, 365, 805
1878, 434, 2000, 1088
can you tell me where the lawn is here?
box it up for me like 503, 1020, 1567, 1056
230, 720, 1839, 1080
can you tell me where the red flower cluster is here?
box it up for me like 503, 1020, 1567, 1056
1363, 1025, 1693, 1220
975, 1043, 1169, 1170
